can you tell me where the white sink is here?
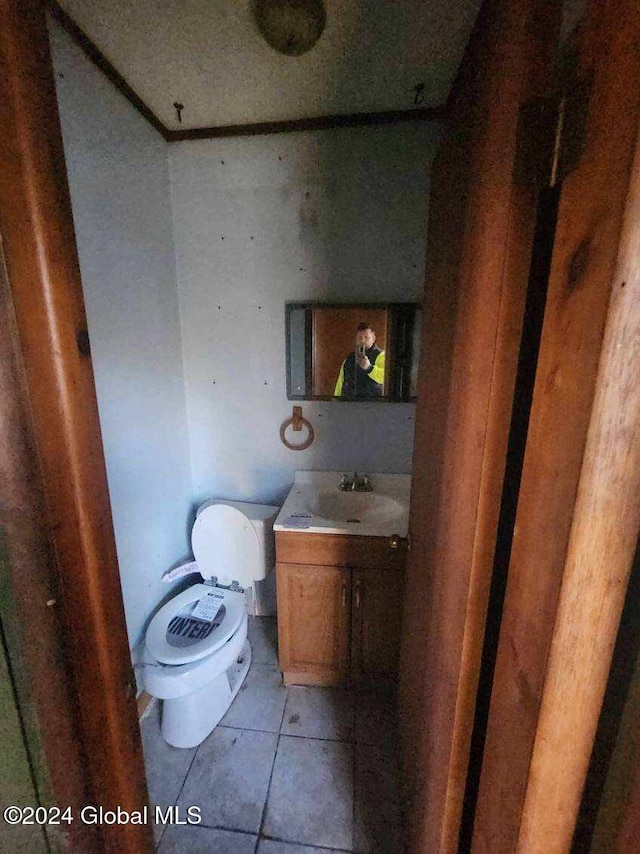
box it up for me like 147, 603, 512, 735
274, 471, 411, 538
303, 490, 404, 527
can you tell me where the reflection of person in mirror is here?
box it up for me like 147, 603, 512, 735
334, 322, 386, 398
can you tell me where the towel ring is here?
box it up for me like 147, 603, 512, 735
280, 406, 314, 451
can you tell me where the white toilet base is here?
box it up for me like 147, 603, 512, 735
160, 639, 252, 748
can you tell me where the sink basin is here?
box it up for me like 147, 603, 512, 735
274, 471, 411, 537
303, 490, 404, 526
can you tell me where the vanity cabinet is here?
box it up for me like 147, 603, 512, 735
275, 532, 406, 687
276, 563, 351, 685
350, 568, 404, 685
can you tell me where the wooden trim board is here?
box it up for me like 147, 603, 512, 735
137, 691, 154, 720
473, 0, 640, 849
275, 531, 406, 571
397, 1, 560, 851
515, 41, 640, 852
0, 232, 99, 851
48, 0, 448, 142
48, 0, 169, 139
168, 106, 449, 141
0, 2, 152, 849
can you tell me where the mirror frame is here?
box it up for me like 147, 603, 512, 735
285, 301, 421, 402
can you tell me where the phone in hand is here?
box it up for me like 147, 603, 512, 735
357, 344, 366, 357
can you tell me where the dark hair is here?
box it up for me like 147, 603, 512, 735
356, 322, 372, 331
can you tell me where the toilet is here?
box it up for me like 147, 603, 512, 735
142, 500, 279, 748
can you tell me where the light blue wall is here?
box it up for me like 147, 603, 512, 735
49, 22, 192, 651
170, 126, 441, 506
49, 18, 440, 649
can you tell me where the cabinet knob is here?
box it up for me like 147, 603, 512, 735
355, 580, 361, 609
389, 533, 411, 551
341, 584, 347, 607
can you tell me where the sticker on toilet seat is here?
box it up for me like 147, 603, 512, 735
191, 589, 225, 623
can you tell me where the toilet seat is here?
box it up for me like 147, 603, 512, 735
192, 503, 260, 588
145, 583, 246, 666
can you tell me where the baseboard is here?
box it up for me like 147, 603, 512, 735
136, 691, 154, 720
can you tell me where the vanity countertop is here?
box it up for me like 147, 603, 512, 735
273, 470, 411, 538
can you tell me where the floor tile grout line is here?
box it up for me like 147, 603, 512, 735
257, 829, 354, 852
279, 729, 355, 743
253, 676, 289, 854
265, 692, 357, 852
279, 684, 292, 736
351, 701, 358, 854
196, 822, 255, 836
154, 740, 200, 851
150, 623, 400, 852
278, 684, 356, 744
158, 818, 356, 852
193, 822, 258, 837
225, 724, 355, 743
254, 734, 280, 854
218, 723, 361, 745
176, 740, 201, 804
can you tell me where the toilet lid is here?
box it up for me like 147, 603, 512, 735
192, 504, 261, 587
145, 583, 246, 665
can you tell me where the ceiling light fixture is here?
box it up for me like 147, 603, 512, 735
253, 0, 327, 57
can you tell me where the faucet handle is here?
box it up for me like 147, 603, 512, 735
358, 473, 373, 492
339, 474, 351, 491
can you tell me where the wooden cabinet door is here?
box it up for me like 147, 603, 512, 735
351, 569, 403, 686
276, 563, 350, 686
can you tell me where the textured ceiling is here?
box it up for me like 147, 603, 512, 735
57, 0, 482, 130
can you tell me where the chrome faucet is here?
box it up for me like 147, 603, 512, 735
356, 473, 373, 492
339, 474, 353, 491
338, 473, 373, 492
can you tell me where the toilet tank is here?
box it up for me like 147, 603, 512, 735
196, 499, 279, 582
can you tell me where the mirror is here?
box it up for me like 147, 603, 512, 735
286, 302, 421, 401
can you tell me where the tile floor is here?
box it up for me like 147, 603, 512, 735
141, 617, 405, 852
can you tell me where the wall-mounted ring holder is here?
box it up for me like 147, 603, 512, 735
280, 405, 314, 451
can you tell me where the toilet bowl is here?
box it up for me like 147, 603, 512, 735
142, 500, 279, 748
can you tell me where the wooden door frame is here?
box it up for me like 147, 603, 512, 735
397, 1, 560, 850
0, 236, 101, 852
0, 1, 151, 850
473, 1, 640, 850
